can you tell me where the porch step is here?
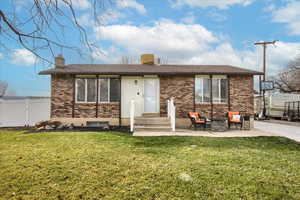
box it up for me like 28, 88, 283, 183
134, 117, 172, 132
135, 117, 170, 125
135, 125, 172, 132
142, 113, 160, 117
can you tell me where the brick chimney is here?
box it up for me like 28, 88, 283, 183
141, 54, 155, 65
55, 54, 65, 68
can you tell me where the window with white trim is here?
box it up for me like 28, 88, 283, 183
87, 79, 97, 102
195, 77, 211, 103
76, 78, 120, 103
212, 77, 228, 103
76, 78, 86, 102
195, 76, 228, 104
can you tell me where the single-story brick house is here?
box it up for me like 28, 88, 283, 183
39, 54, 263, 129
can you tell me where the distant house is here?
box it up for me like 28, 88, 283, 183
39, 54, 262, 129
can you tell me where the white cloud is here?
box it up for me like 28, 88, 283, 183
95, 19, 218, 59
181, 12, 195, 24
271, 1, 300, 35
171, 0, 256, 9
11, 49, 37, 66
91, 46, 123, 63
116, 0, 146, 14
0, 53, 3, 60
206, 9, 227, 22
78, 10, 122, 26
65, 0, 90, 10
94, 19, 300, 76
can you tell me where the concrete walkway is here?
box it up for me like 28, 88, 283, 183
255, 121, 300, 142
133, 128, 276, 137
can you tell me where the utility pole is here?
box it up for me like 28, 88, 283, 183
254, 40, 277, 118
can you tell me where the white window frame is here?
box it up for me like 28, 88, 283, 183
212, 75, 227, 104
195, 75, 210, 104
75, 77, 120, 103
75, 78, 87, 103
98, 78, 110, 103
86, 78, 97, 103
195, 75, 228, 104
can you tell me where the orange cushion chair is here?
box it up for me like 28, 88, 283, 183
188, 112, 207, 130
227, 111, 243, 129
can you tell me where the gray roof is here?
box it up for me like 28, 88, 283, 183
39, 64, 263, 75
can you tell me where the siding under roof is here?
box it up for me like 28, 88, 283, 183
39, 64, 263, 75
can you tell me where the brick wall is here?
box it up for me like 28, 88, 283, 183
229, 75, 254, 115
193, 75, 254, 119
157, 74, 253, 119
51, 74, 73, 118
51, 75, 119, 119
160, 75, 194, 118
51, 74, 254, 119
195, 104, 229, 119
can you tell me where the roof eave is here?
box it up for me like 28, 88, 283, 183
39, 71, 263, 76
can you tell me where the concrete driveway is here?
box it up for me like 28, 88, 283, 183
255, 121, 300, 142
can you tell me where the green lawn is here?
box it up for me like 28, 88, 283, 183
0, 131, 299, 200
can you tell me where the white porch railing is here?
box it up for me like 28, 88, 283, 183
167, 98, 176, 132
130, 100, 135, 132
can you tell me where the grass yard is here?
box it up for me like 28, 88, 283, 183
0, 131, 299, 200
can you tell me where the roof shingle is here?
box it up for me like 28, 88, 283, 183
39, 64, 263, 75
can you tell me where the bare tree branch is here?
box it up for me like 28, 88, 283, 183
0, 0, 111, 64
271, 54, 300, 93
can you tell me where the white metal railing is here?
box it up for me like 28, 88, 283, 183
130, 100, 135, 132
167, 98, 176, 131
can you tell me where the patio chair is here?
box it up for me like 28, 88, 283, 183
227, 111, 243, 129
187, 112, 207, 130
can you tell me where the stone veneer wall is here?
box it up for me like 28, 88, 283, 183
51, 75, 119, 119
160, 75, 194, 118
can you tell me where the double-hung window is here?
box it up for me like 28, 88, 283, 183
212, 76, 228, 103
76, 77, 120, 103
195, 76, 211, 103
195, 75, 228, 104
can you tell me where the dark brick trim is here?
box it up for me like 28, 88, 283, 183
119, 75, 122, 126
72, 75, 75, 118
96, 75, 99, 118
228, 76, 231, 111
210, 75, 213, 119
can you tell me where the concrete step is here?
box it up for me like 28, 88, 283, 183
135, 117, 170, 125
142, 113, 160, 117
135, 125, 172, 132
135, 120, 170, 125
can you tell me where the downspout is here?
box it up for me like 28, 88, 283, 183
119, 76, 122, 127
210, 75, 213, 119
72, 75, 75, 118
193, 75, 196, 112
96, 75, 99, 118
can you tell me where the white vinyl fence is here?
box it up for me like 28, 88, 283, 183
0, 96, 50, 127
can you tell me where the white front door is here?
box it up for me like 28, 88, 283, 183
121, 77, 144, 118
144, 78, 159, 113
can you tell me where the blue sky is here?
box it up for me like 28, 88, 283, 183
1, 0, 300, 96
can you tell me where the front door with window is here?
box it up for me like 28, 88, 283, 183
121, 77, 144, 118
144, 78, 159, 113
